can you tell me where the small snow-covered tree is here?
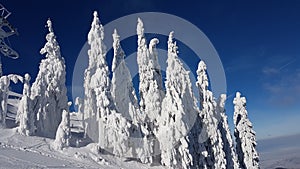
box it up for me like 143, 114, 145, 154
17, 73, 36, 136
233, 92, 259, 169
0, 76, 10, 128
156, 31, 198, 169
216, 94, 240, 169
30, 19, 68, 138
196, 60, 226, 169
111, 29, 140, 123
53, 109, 70, 150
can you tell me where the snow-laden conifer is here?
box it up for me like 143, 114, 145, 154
111, 29, 140, 123
216, 94, 240, 169
136, 18, 164, 163
157, 31, 198, 169
17, 73, 36, 136
196, 60, 226, 169
233, 92, 259, 169
30, 19, 68, 138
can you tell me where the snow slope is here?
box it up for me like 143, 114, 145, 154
0, 128, 165, 169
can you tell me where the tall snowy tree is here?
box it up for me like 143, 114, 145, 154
216, 94, 240, 169
85, 11, 128, 155
111, 29, 140, 123
17, 73, 36, 136
233, 92, 259, 169
83, 11, 102, 143
136, 18, 164, 163
30, 19, 68, 138
196, 60, 226, 169
156, 31, 198, 169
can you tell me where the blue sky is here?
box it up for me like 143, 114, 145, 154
2, 0, 300, 139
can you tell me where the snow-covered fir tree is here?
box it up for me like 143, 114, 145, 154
196, 60, 227, 169
0, 75, 10, 128
111, 29, 150, 160
83, 11, 102, 143
136, 18, 164, 163
233, 92, 259, 169
30, 19, 68, 138
111, 29, 140, 123
216, 94, 240, 169
156, 31, 198, 169
136, 18, 163, 122
53, 109, 70, 150
17, 73, 36, 136
84, 12, 125, 152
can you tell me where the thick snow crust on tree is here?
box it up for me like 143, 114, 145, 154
136, 18, 163, 123
30, 19, 68, 138
83, 11, 110, 143
156, 31, 198, 169
0, 11, 261, 169
111, 29, 140, 123
53, 109, 70, 150
234, 92, 259, 169
83, 12, 132, 156
16, 73, 36, 136
196, 60, 227, 169
216, 94, 240, 169
136, 18, 165, 164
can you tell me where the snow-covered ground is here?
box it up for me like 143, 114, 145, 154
0, 128, 165, 169
258, 133, 300, 169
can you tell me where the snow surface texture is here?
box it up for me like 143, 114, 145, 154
30, 19, 68, 138
0, 11, 264, 169
234, 92, 260, 169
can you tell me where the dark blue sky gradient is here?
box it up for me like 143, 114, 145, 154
2, 0, 300, 139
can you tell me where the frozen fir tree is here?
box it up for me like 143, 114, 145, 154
156, 32, 198, 169
17, 73, 36, 136
83, 11, 103, 143
136, 18, 163, 123
196, 60, 226, 169
233, 92, 259, 169
136, 18, 164, 163
111, 29, 140, 123
84, 11, 121, 151
30, 19, 68, 138
216, 94, 240, 169
53, 109, 70, 150
0, 76, 10, 128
